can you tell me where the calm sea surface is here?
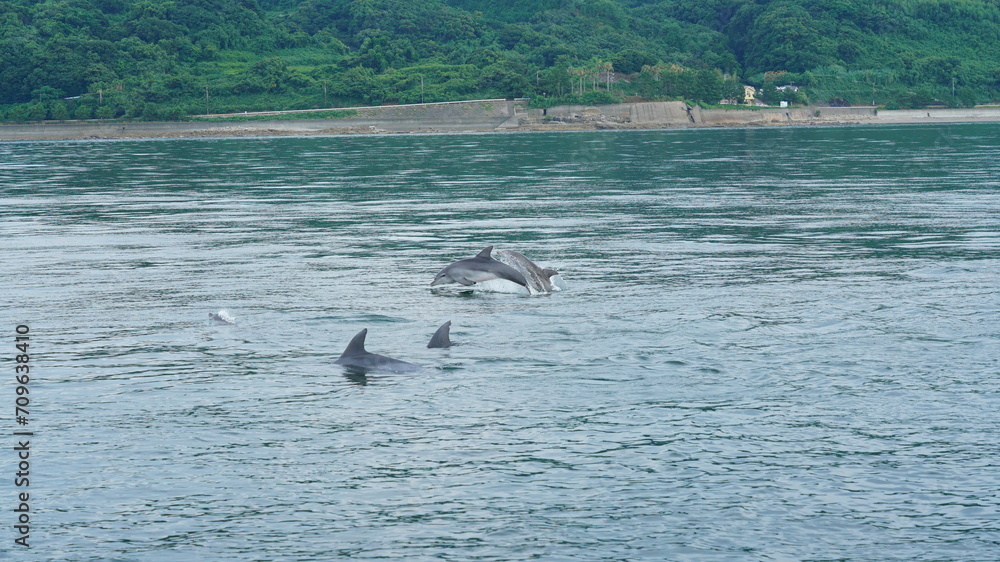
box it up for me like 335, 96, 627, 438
2, 124, 998, 560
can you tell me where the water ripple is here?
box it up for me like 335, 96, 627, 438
4, 125, 999, 559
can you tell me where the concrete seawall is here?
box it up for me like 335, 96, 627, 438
515, 102, 878, 127
701, 106, 878, 125
874, 107, 1000, 122
517, 101, 694, 125
1, 100, 997, 141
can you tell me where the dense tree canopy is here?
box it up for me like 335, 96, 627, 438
1, 0, 999, 121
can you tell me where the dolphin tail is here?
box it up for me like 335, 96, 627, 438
497, 265, 529, 288
427, 321, 452, 348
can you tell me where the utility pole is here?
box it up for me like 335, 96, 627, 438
205, 85, 209, 115
420, 75, 424, 103
323, 81, 328, 107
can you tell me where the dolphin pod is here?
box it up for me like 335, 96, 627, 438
432, 246, 560, 294
333, 321, 454, 373
330, 246, 557, 374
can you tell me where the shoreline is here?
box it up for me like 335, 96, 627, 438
1, 105, 998, 141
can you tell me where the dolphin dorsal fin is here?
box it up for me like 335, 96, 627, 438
340, 328, 368, 358
476, 246, 494, 259
427, 321, 452, 348
542, 268, 559, 279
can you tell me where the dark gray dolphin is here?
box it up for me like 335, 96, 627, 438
427, 321, 452, 348
333, 329, 421, 373
430, 246, 529, 289
493, 249, 560, 293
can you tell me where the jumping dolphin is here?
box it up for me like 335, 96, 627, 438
493, 249, 560, 293
427, 321, 452, 348
431, 246, 529, 289
333, 328, 422, 373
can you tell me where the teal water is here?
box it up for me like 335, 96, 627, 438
2, 125, 998, 559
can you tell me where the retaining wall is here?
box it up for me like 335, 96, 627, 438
699, 106, 878, 125
520, 103, 878, 127
630, 102, 697, 124
877, 108, 1000, 122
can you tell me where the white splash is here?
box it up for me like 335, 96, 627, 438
468, 278, 531, 294
208, 309, 236, 325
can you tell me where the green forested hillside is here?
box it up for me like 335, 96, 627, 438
1, 0, 998, 121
